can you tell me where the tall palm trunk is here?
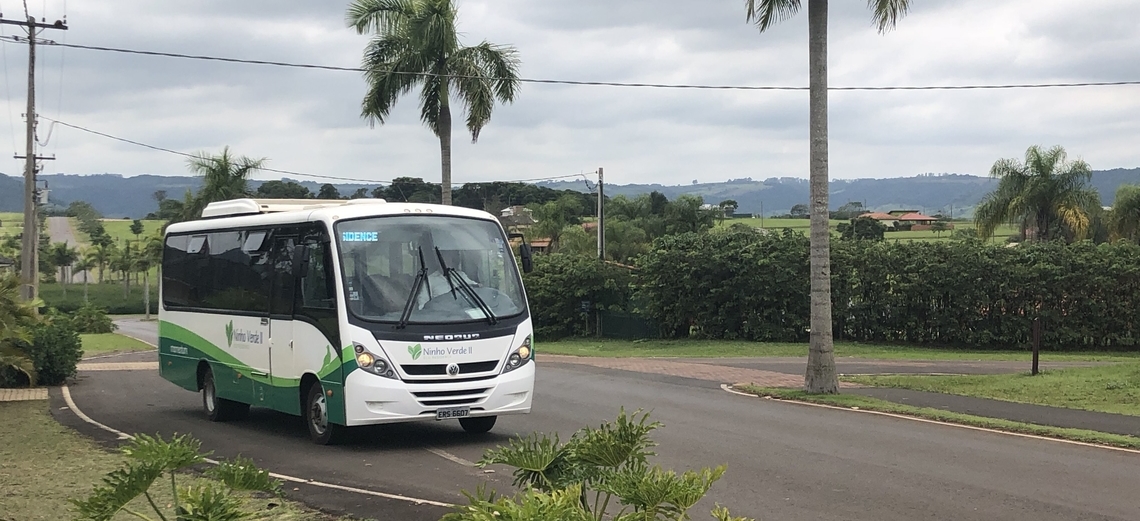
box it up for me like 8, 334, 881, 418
439, 99, 454, 206
805, 0, 838, 393
143, 271, 151, 320
83, 270, 89, 304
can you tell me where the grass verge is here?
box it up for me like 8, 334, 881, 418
82, 333, 155, 356
0, 400, 355, 520
540, 338, 1140, 362
735, 386, 1140, 451
847, 363, 1140, 416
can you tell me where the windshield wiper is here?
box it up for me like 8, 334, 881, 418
435, 247, 497, 325
396, 246, 430, 329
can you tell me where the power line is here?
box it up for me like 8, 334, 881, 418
3, 36, 1138, 92
41, 116, 608, 189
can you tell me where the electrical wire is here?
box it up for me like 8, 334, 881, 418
2, 37, 1136, 92
40, 116, 604, 189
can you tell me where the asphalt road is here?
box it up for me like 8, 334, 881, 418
66, 321, 1140, 521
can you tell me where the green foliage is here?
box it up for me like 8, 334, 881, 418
0, 274, 39, 386
69, 303, 116, 334
522, 254, 635, 339
637, 227, 810, 341
837, 216, 886, 241
39, 282, 158, 314
73, 434, 280, 521
207, 457, 282, 495
21, 316, 83, 385
1110, 184, 1140, 244
256, 180, 312, 199
459, 410, 752, 521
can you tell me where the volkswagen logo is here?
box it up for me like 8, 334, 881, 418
446, 363, 460, 377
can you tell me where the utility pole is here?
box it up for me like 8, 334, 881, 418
596, 167, 605, 261
1, 14, 68, 301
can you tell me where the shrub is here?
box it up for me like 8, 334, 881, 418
22, 318, 82, 385
69, 303, 117, 334
444, 410, 754, 521
38, 282, 158, 315
523, 253, 635, 340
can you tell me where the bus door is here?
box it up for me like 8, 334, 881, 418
269, 236, 298, 412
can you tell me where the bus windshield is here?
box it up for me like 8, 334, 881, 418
336, 215, 526, 324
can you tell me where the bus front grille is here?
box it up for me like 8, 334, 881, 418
411, 388, 491, 407
401, 360, 499, 376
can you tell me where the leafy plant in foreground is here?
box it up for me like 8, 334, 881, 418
444, 409, 755, 521
71, 433, 280, 521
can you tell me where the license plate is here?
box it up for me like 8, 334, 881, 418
436, 407, 470, 420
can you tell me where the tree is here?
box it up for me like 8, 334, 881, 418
130, 219, 144, 241
256, 180, 313, 199
718, 199, 739, 221
318, 183, 342, 200
747, 0, 912, 393
1109, 184, 1140, 244
347, 0, 522, 205
349, 187, 369, 199
87, 242, 116, 284
0, 274, 39, 386
837, 217, 886, 241
73, 252, 95, 304
930, 220, 949, 237
187, 147, 265, 219
789, 203, 809, 219
47, 242, 78, 297
974, 145, 1101, 243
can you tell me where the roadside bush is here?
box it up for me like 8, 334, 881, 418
69, 303, 116, 334
39, 282, 158, 314
22, 317, 82, 385
443, 409, 754, 521
523, 253, 635, 340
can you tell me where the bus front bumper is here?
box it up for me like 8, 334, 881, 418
342, 362, 534, 426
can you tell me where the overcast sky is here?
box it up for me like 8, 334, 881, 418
1, 0, 1138, 188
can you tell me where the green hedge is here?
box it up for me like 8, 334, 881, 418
522, 254, 635, 340
39, 282, 158, 315
633, 228, 1140, 350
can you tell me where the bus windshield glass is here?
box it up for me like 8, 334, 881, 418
336, 215, 526, 324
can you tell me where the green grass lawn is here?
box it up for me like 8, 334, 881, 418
82, 333, 155, 356
0, 211, 22, 237
539, 338, 1140, 362
0, 401, 356, 520
848, 363, 1140, 416
99, 218, 165, 244
736, 386, 1140, 450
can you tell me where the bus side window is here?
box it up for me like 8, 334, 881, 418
302, 242, 335, 310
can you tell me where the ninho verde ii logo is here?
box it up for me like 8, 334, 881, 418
225, 321, 234, 347
408, 343, 473, 361
225, 321, 264, 347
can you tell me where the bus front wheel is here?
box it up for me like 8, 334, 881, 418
459, 416, 497, 434
202, 368, 248, 422
305, 383, 345, 445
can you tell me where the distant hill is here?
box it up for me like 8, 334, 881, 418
2, 168, 1137, 219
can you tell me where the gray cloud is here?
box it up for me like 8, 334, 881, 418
0, 0, 1136, 190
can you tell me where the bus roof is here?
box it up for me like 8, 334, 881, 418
166, 198, 502, 235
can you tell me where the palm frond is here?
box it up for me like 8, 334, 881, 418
70, 462, 164, 521
207, 456, 282, 494
745, 0, 801, 32
0, 344, 36, 386
868, 0, 912, 33
346, 0, 416, 35
1109, 184, 1140, 242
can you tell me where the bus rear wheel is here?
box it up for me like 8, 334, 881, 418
202, 368, 248, 422
305, 383, 345, 445
459, 415, 496, 434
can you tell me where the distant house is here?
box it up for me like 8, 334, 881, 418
499, 205, 536, 232
859, 211, 950, 232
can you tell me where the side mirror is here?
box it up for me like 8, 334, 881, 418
509, 233, 533, 274
520, 243, 533, 274
292, 245, 310, 278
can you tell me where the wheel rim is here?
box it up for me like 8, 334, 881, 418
310, 391, 328, 435
204, 381, 216, 413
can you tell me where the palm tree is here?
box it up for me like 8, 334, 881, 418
0, 274, 38, 386
187, 147, 265, 219
974, 145, 1100, 243
73, 253, 95, 304
87, 242, 115, 284
141, 232, 165, 320
746, 0, 912, 393
47, 242, 79, 298
347, 0, 521, 206
1109, 184, 1140, 244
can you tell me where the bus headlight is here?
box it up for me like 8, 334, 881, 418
353, 343, 398, 380
502, 336, 533, 374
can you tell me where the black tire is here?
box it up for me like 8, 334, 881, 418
459, 415, 497, 434
202, 368, 249, 422
305, 383, 345, 445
